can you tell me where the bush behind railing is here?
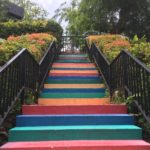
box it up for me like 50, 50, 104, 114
86, 41, 150, 123
0, 41, 58, 125
0, 33, 56, 66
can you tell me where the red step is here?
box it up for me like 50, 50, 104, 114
22, 105, 127, 115
1, 140, 150, 150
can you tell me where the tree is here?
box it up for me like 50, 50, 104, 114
0, 0, 48, 22
0, 0, 9, 22
10, 0, 48, 20
54, 0, 150, 40
102, 0, 150, 39
54, 0, 105, 35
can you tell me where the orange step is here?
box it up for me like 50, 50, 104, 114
38, 98, 110, 106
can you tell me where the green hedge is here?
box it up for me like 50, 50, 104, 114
0, 33, 56, 66
0, 20, 63, 41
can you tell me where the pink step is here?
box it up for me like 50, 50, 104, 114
22, 105, 127, 115
1, 140, 150, 150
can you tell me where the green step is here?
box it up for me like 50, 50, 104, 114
59, 54, 87, 57
40, 93, 106, 98
9, 125, 142, 141
56, 60, 90, 63
45, 79, 101, 84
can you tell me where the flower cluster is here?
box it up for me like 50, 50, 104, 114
0, 33, 56, 66
87, 34, 130, 61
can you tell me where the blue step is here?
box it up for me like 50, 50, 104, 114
16, 114, 134, 127
42, 88, 106, 93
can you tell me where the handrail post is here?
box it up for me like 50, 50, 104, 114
20, 52, 26, 104
123, 52, 128, 98
109, 64, 113, 98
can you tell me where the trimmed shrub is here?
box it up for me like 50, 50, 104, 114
87, 34, 150, 67
0, 33, 56, 66
87, 34, 131, 61
0, 20, 63, 41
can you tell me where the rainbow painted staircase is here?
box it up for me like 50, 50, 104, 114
1, 53, 150, 150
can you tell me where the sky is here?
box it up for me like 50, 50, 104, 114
30, 0, 70, 30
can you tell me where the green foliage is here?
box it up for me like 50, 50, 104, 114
129, 35, 150, 67
0, 0, 48, 21
87, 34, 150, 67
0, 0, 9, 22
0, 33, 56, 66
0, 20, 63, 41
10, 0, 48, 20
54, 0, 150, 40
46, 20, 63, 42
138, 115, 150, 137
112, 90, 126, 104
87, 34, 131, 62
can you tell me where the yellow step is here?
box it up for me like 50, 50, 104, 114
38, 98, 110, 106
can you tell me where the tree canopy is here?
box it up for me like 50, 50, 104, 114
54, 0, 150, 39
0, 0, 48, 21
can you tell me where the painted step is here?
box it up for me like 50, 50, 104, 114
59, 54, 87, 57
53, 62, 95, 65
16, 114, 134, 127
9, 125, 142, 141
59, 57, 87, 60
59, 54, 88, 58
49, 73, 99, 76
22, 105, 127, 115
59, 56, 87, 59
45, 79, 102, 84
47, 76, 101, 80
49, 70, 99, 74
56, 60, 90, 63
52, 63, 96, 69
42, 88, 105, 93
52, 66, 96, 69
52, 63, 96, 68
38, 98, 110, 105
59, 54, 87, 56
40, 92, 106, 98
2, 140, 150, 150
52, 68, 97, 70
45, 80, 100, 84
44, 84, 105, 89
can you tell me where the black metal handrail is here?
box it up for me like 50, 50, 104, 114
61, 36, 86, 52
111, 50, 150, 122
86, 41, 150, 123
0, 41, 58, 125
91, 43, 111, 89
39, 41, 58, 91
85, 42, 110, 89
